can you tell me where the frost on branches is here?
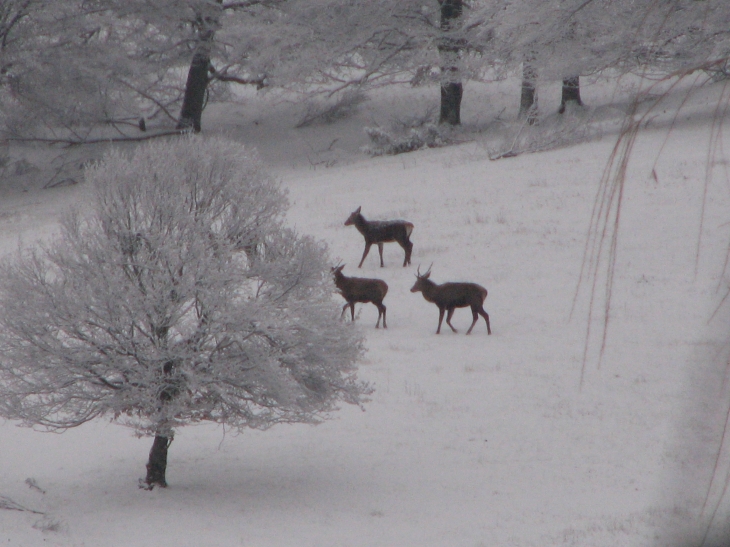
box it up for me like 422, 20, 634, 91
0, 136, 369, 489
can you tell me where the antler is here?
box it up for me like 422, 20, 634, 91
416, 263, 433, 277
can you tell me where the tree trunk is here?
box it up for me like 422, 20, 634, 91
176, 5, 221, 132
176, 52, 211, 132
558, 76, 583, 114
440, 82, 463, 126
143, 360, 177, 489
145, 434, 171, 488
518, 55, 538, 125
438, 0, 464, 126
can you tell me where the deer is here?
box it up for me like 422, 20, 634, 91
332, 264, 389, 328
344, 206, 414, 268
410, 265, 491, 335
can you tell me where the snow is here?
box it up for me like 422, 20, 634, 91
2, 77, 730, 546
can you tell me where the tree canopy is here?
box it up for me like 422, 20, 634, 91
1, 1, 729, 136
0, 136, 369, 486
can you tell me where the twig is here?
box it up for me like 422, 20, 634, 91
0, 495, 45, 515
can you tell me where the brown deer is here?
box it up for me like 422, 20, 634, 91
344, 206, 414, 268
332, 264, 389, 328
410, 266, 491, 335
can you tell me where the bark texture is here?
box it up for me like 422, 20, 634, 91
145, 435, 171, 488
558, 76, 583, 114
176, 5, 221, 132
176, 52, 211, 132
519, 54, 538, 125
440, 82, 463, 126
438, 0, 464, 126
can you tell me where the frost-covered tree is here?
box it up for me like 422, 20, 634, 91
0, 1, 286, 138
262, 0, 438, 93
0, 137, 368, 489
0, 1, 163, 137
6, 0, 730, 139
267, 0, 485, 124
468, 0, 596, 119
475, 0, 730, 118
0, 1, 88, 134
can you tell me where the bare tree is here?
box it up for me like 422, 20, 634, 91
0, 136, 368, 489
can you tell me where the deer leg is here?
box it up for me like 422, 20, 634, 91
466, 309, 479, 335
479, 307, 492, 335
375, 303, 387, 329
349, 303, 356, 321
377, 242, 384, 267
446, 308, 458, 333
436, 308, 445, 334
402, 239, 413, 267
358, 243, 372, 268
340, 303, 349, 320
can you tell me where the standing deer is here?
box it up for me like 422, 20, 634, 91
410, 266, 491, 335
344, 206, 414, 268
332, 264, 389, 328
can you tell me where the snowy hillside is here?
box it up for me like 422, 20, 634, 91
1, 78, 730, 547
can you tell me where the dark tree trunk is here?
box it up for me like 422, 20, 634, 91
440, 82, 463, 126
143, 359, 177, 489
176, 4, 221, 132
145, 435, 171, 488
176, 52, 211, 132
519, 55, 538, 125
438, 0, 464, 126
558, 76, 583, 114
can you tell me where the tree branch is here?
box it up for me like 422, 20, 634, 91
3, 130, 190, 147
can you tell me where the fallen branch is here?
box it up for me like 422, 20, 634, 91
3, 129, 189, 148
0, 495, 45, 515
489, 150, 521, 160
211, 72, 266, 89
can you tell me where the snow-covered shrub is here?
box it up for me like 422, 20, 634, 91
363, 123, 451, 156
490, 106, 609, 160
296, 89, 369, 128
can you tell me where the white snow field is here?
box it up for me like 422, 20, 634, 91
1, 77, 730, 547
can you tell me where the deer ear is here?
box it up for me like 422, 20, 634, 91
423, 271, 431, 279
355, 206, 361, 214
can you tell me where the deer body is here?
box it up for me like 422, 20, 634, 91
345, 206, 414, 268
332, 265, 388, 328
411, 267, 491, 335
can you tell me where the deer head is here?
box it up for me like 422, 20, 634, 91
410, 264, 433, 292
344, 206, 362, 226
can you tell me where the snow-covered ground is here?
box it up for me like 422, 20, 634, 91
2, 77, 730, 546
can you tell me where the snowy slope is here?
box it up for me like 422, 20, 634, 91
1, 78, 729, 547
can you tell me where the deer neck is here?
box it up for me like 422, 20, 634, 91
354, 214, 369, 234
419, 279, 439, 302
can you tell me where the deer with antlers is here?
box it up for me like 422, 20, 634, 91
344, 206, 414, 268
332, 264, 389, 328
410, 265, 491, 335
